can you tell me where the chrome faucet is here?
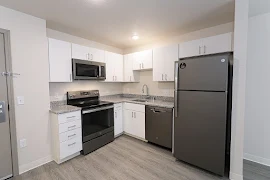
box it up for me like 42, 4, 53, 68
142, 84, 149, 96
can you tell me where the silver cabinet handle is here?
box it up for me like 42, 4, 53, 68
115, 76, 117, 81
130, 76, 131, 81
142, 63, 144, 69
70, 74, 72, 81
165, 74, 167, 81
204, 46, 206, 54
115, 112, 117, 118
199, 46, 201, 54
174, 62, 179, 117
132, 112, 133, 118
68, 142, 76, 147
134, 112, 136, 118
162, 74, 164, 81
0, 101, 6, 123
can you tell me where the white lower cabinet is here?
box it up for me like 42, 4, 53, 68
114, 103, 123, 136
50, 110, 82, 164
124, 103, 145, 140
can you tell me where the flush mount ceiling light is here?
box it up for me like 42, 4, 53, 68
132, 34, 139, 40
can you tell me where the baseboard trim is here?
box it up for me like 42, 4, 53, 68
244, 153, 270, 167
229, 172, 243, 180
19, 155, 52, 174
123, 132, 148, 142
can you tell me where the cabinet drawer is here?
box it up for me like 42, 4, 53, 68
60, 137, 82, 159
124, 103, 145, 113
59, 120, 81, 133
59, 128, 82, 143
58, 111, 81, 124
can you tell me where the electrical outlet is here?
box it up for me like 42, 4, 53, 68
20, 139, 27, 148
17, 96, 25, 105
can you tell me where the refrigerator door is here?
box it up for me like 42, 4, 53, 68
177, 53, 229, 91
174, 90, 227, 176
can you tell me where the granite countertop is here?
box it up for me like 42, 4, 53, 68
50, 105, 82, 114
101, 95, 174, 109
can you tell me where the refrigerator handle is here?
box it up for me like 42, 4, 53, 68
174, 61, 179, 117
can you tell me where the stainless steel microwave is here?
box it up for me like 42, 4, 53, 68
72, 59, 106, 80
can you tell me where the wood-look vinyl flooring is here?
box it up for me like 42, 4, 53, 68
10, 135, 269, 180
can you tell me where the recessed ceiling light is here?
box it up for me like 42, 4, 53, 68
132, 35, 139, 40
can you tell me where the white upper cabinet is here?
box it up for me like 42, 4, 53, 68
133, 49, 153, 70
179, 32, 233, 58
72, 44, 105, 62
124, 54, 139, 82
48, 38, 72, 82
153, 44, 178, 82
89, 47, 105, 62
71, 43, 89, 60
105, 51, 123, 82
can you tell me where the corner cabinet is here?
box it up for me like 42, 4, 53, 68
50, 110, 82, 164
153, 44, 178, 82
133, 49, 153, 70
124, 54, 140, 82
179, 32, 233, 58
105, 51, 124, 82
48, 38, 72, 82
124, 103, 145, 140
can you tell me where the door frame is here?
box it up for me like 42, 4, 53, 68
0, 28, 19, 176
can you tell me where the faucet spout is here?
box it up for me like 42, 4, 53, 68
142, 84, 149, 96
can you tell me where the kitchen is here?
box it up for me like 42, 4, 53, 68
0, 1, 265, 180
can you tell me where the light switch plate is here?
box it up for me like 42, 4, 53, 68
20, 139, 27, 148
17, 96, 25, 105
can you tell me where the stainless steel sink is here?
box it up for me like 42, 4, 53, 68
132, 99, 148, 103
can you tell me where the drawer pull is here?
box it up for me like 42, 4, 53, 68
68, 134, 76, 138
68, 142, 76, 146
68, 125, 76, 129
67, 116, 76, 119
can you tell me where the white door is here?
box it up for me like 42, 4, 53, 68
0, 33, 13, 180
164, 44, 178, 81
114, 104, 123, 136
114, 53, 123, 82
124, 54, 139, 82
104, 51, 115, 82
72, 43, 89, 60
133, 111, 145, 139
179, 39, 201, 58
48, 38, 72, 82
202, 33, 232, 55
89, 47, 105, 62
153, 47, 164, 81
140, 49, 153, 70
124, 109, 133, 134
132, 52, 142, 70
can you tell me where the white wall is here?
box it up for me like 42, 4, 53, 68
0, 6, 51, 173
244, 12, 270, 166
47, 30, 124, 101
230, 0, 249, 180
123, 22, 234, 97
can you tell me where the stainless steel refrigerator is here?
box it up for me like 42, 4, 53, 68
173, 53, 233, 176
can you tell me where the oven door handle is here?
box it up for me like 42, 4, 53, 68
82, 105, 114, 114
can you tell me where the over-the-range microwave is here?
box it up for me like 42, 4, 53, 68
72, 59, 106, 80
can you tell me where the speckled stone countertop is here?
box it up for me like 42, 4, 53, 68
100, 94, 174, 108
50, 101, 81, 114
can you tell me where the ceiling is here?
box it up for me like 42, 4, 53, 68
249, 0, 270, 17
0, 0, 235, 49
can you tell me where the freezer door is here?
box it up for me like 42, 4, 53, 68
174, 91, 227, 176
177, 53, 230, 91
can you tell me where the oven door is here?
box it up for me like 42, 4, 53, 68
81, 105, 114, 142
73, 59, 105, 80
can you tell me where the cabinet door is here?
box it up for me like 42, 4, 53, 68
124, 109, 133, 134
114, 53, 124, 82
141, 49, 153, 70
164, 44, 179, 81
124, 54, 139, 82
104, 51, 115, 82
153, 47, 164, 81
71, 43, 89, 60
114, 104, 123, 136
202, 33, 232, 55
89, 47, 105, 62
179, 39, 201, 58
48, 38, 72, 82
133, 111, 145, 139
132, 52, 141, 70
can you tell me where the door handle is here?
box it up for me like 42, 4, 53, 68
174, 62, 179, 118
130, 76, 131, 81
134, 112, 136, 118
0, 101, 6, 123
199, 46, 201, 55
162, 74, 164, 81
204, 45, 206, 54
165, 74, 167, 81
132, 112, 133, 118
